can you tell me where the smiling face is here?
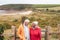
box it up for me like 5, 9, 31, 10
32, 23, 36, 28
24, 22, 29, 26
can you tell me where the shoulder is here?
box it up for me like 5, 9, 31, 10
18, 24, 23, 29
28, 25, 31, 28
19, 24, 23, 27
35, 26, 40, 28
30, 27, 33, 30
37, 27, 41, 30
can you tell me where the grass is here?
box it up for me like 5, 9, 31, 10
0, 5, 60, 40
32, 4, 60, 8
0, 10, 60, 27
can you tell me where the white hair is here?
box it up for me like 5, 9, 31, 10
24, 19, 30, 22
32, 21, 38, 25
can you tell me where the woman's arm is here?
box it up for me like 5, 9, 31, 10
38, 28, 41, 40
17, 26, 23, 40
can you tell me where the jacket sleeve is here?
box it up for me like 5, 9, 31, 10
17, 25, 23, 39
38, 28, 41, 40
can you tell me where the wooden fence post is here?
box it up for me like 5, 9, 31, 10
11, 25, 16, 40
45, 26, 51, 40
57, 24, 60, 40
45, 26, 47, 40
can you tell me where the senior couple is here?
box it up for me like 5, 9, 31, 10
17, 19, 41, 40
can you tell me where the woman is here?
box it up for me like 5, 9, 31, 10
30, 21, 41, 40
17, 19, 30, 40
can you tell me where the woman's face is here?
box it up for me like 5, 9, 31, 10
32, 23, 36, 27
24, 22, 29, 26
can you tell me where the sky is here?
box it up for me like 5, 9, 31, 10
0, 0, 60, 5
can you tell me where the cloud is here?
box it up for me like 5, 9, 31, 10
0, 0, 60, 5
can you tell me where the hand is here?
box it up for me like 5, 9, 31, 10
25, 37, 27, 39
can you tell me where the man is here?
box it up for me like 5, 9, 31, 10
17, 19, 30, 40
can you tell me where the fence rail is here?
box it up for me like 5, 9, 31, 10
2, 24, 60, 40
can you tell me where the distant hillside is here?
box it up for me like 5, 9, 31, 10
0, 4, 60, 10
0, 4, 33, 10
33, 4, 60, 8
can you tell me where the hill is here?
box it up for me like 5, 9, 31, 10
0, 4, 32, 10
0, 4, 60, 10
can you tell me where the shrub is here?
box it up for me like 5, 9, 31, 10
57, 10, 60, 12
49, 10, 56, 12
2, 23, 11, 30
12, 19, 18, 22
21, 16, 28, 24
46, 8, 49, 11
29, 17, 36, 22
0, 24, 4, 40
0, 36, 4, 40
0, 24, 4, 34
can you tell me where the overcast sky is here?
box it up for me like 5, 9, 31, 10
0, 0, 60, 5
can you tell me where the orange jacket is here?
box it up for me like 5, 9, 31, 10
17, 24, 30, 40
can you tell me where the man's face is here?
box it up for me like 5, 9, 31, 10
25, 22, 29, 26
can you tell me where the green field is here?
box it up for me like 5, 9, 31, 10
0, 4, 60, 10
